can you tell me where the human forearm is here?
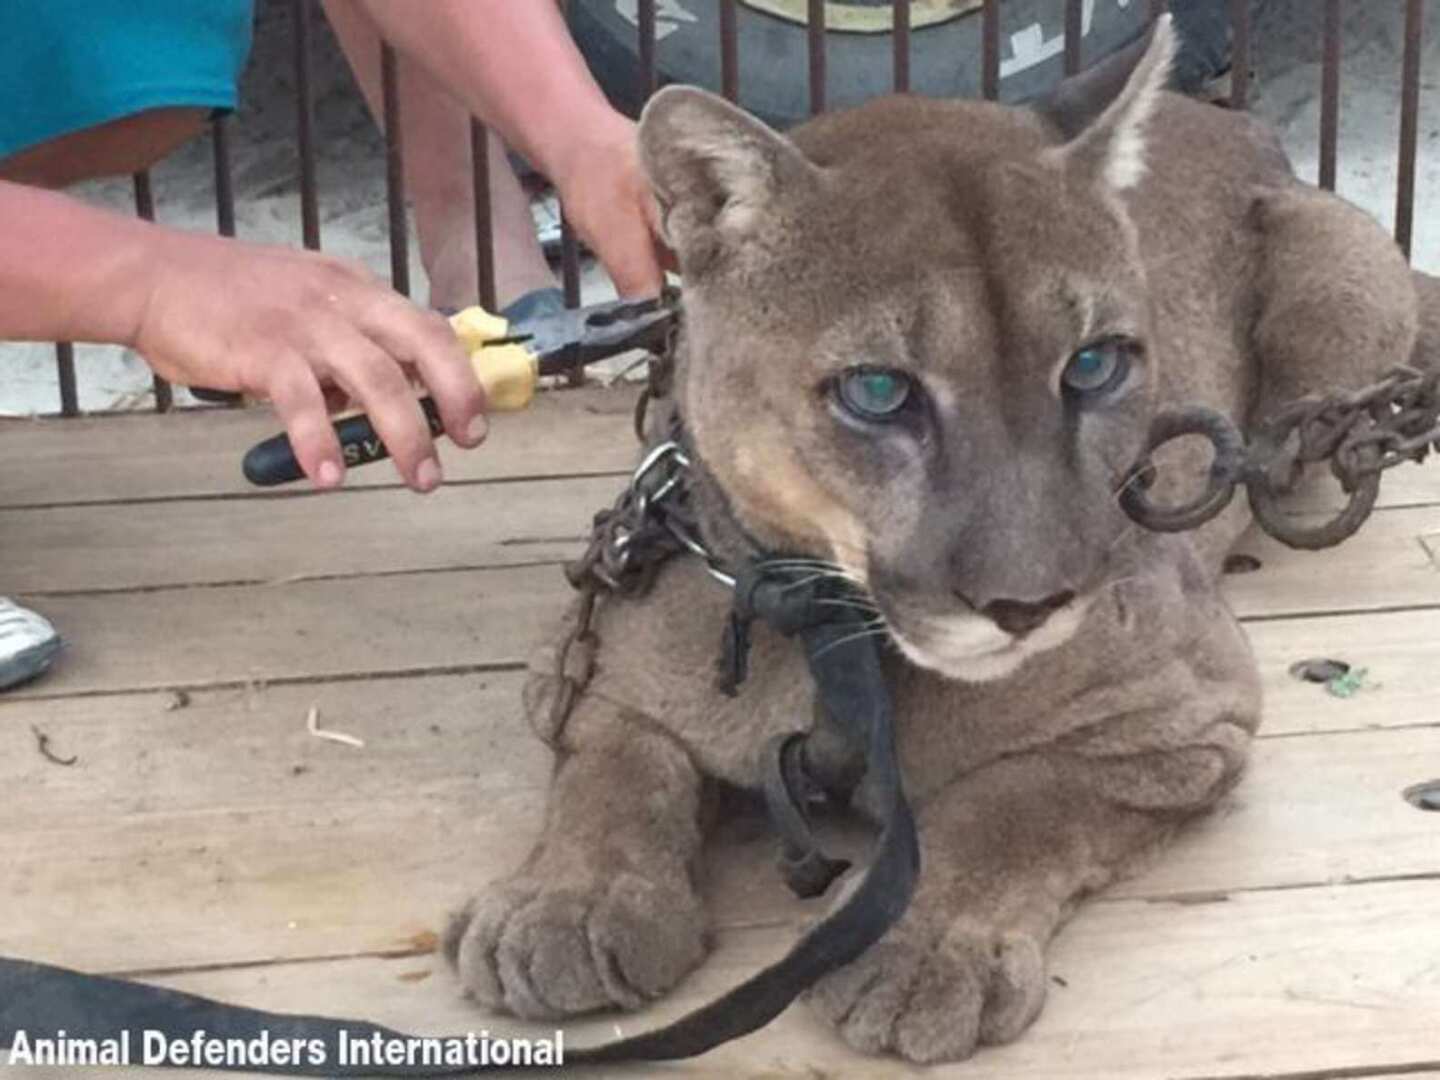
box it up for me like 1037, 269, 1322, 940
0, 180, 155, 346
0, 179, 486, 492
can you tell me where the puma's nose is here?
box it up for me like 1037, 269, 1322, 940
981, 591, 1075, 637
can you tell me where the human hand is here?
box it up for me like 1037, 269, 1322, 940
129, 231, 487, 492
548, 111, 671, 298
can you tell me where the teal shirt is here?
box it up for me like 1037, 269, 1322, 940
0, 0, 254, 158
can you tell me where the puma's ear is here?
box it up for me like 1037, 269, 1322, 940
1052, 14, 1178, 191
638, 85, 818, 267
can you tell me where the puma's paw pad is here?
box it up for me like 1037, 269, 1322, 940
443, 871, 706, 1020
807, 922, 1047, 1063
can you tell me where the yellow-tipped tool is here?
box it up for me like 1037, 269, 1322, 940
241, 295, 676, 486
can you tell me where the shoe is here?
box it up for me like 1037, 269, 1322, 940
0, 598, 62, 690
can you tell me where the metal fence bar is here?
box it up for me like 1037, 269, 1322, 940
1228, 0, 1251, 111
209, 114, 245, 407
132, 170, 155, 220
469, 120, 498, 312
212, 115, 236, 238
55, 344, 78, 417
893, 0, 912, 93
557, 0, 581, 319
1063, 0, 1083, 76
560, 218, 582, 308
982, 0, 1000, 100
720, 0, 740, 101
292, 0, 321, 250
1395, 0, 1424, 259
380, 43, 410, 296
808, 0, 826, 114
1319, 0, 1341, 191
132, 171, 174, 413
638, 0, 658, 98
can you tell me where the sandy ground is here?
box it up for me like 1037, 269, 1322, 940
2, 0, 1436, 415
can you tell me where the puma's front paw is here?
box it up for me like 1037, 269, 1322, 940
807, 920, 1048, 1063
443, 869, 707, 1020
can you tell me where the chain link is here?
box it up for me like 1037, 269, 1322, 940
548, 439, 693, 733
1124, 365, 1440, 550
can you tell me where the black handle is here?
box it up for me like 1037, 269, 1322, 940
189, 386, 244, 405
242, 398, 445, 487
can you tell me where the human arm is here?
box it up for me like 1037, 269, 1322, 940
342, 0, 665, 297
0, 179, 486, 491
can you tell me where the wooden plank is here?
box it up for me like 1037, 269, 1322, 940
9, 565, 571, 699
1226, 505, 1440, 618
0, 475, 611, 594
1109, 724, 1440, 899
0, 386, 638, 507
3, 540, 1429, 736
6, 663, 1440, 973
0, 674, 551, 974
27, 544, 1425, 715
4, 472, 1437, 616
1250, 607, 1440, 737
14, 878, 1440, 1080
1, 673, 544, 823
0, 670, 801, 973
9, 396, 1439, 513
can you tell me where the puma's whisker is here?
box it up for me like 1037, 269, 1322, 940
809, 625, 892, 662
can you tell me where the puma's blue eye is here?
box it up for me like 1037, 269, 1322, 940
837, 368, 912, 420
1061, 340, 1135, 397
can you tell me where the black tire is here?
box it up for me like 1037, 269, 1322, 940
569, 0, 1153, 129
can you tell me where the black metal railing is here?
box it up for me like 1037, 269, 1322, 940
42, 0, 1431, 416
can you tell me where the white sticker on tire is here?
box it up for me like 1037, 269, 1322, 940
1002, 0, 1131, 79
615, 0, 699, 41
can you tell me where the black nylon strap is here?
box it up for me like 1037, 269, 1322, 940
0, 572, 918, 1072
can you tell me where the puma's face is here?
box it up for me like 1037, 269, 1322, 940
640, 22, 1176, 682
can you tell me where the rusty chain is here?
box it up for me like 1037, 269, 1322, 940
548, 439, 697, 732
1123, 365, 1440, 550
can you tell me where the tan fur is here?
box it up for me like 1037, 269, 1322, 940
446, 25, 1436, 1064
732, 442, 870, 577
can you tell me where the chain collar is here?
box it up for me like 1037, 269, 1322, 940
626, 441, 737, 589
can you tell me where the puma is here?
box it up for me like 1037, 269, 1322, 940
444, 18, 1439, 1063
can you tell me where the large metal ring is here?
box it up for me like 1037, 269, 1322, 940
1119, 406, 1248, 533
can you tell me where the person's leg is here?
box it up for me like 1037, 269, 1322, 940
319, 0, 555, 311
1170, 0, 1233, 95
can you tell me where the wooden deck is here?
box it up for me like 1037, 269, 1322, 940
5, 388, 1440, 1079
